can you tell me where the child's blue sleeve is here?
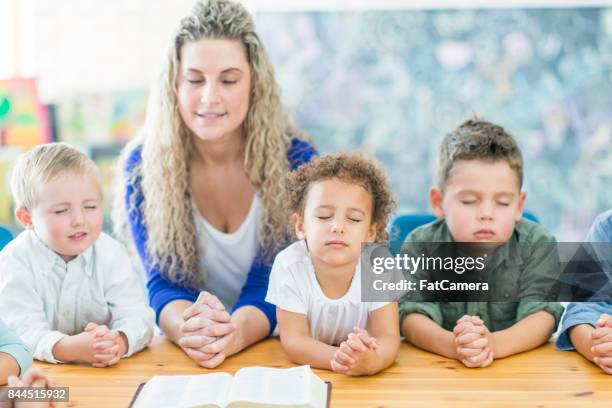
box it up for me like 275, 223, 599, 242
0, 319, 32, 376
557, 302, 612, 350
585, 210, 612, 294
588, 210, 612, 243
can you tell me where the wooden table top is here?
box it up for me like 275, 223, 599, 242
34, 336, 611, 408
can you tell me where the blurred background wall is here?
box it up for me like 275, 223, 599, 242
1, 0, 611, 240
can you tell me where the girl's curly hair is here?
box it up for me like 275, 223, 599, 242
287, 153, 396, 242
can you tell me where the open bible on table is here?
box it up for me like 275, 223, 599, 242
129, 365, 332, 408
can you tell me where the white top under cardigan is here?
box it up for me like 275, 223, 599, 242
265, 240, 388, 346
194, 194, 260, 310
0, 230, 155, 363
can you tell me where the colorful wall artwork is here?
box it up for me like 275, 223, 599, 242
0, 78, 52, 149
56, 90, 148, 146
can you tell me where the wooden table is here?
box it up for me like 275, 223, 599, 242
34, 336, 610, 407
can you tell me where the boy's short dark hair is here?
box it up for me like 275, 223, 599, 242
287, 153, 396, 242
438, 117, 523, 189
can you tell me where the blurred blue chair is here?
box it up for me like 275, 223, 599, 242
0, 226, 13, 251
389, 211, 540, 245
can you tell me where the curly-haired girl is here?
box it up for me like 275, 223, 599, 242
266, 153, 400, 376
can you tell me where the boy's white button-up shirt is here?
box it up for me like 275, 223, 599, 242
0, 230, 155, 363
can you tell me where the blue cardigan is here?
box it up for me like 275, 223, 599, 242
124, 139, 317, 335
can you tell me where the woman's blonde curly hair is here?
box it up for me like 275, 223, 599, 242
287, 153, 396, 242
113, 0, 307, 289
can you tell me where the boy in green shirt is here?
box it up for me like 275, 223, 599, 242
399, 118, 563, 368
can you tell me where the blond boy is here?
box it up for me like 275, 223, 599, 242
0, 143, 154, 366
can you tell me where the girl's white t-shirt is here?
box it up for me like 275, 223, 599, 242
194, 195, 260, 310
266, 240, 388, 346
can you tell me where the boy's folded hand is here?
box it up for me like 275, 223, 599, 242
596, 313, 612, 329
591, 323, 612, 353
83, 323, 127, 367
591, 321, 612, 375
91, 331, 122, 368
61, 326, 106, 365
455, 315, 484, 327
453, 315, 494, 368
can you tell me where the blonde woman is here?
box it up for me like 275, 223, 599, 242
114, 0, 316, 368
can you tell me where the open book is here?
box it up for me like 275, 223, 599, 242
129, 365, 331, 408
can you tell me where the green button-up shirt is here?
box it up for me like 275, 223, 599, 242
398, 219, 564, 332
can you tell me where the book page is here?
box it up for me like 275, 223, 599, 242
304, 368, 328, 408
227, 365, 326, 407
132, 372, 233, 408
